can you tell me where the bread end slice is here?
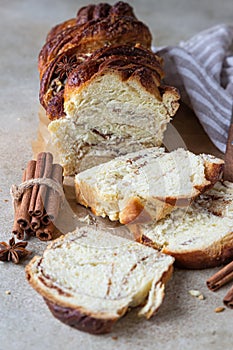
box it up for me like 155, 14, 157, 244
25, 227, 174, 333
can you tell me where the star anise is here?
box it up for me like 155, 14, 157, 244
55, 55, 79, 80
0, 237, 31, 264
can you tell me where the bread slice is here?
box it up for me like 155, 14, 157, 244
129, 181, 233, 269
25, 226, 174, 334
75, 147, 224, 224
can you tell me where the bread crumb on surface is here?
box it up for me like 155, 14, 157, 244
214, 306, 225, 313
188, 289, 204, 299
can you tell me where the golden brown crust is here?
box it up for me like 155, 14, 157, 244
44, 2, 136, 48
46, 18, 77, 43
159, 85, 180, 116
162, 230, 233, 269
39, 16, 152, 74
38, 3, 151, 75
44, 298, 118, 334
76, 2, 135, 26
194, 162, 224, 194
204, 162, 224, 187
119, 197, 151, 224
65, 16, 152, 54
76, 4, 112, 26
131, 223, 233, 269
38, 21, 91, 76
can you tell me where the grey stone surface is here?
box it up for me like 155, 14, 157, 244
0, 1, 232, 349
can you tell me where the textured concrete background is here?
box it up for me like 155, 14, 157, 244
0, 0, 233, 349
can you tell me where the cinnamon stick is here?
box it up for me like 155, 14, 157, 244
34, 152, 53, 217
31, 216, 41, 230
17, 160, 36, 229
206, 261, 233, 291
12, 222, 24, 240
43, 163, 63, 224
223, 285, 233, 308
41, 213, 51, 226
29, 152, 46, 216
36, 222, 54, 241
12, 170, 26, 239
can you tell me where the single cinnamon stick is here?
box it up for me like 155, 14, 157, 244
31, 216, 41, 230
17, 160, 36, 229
36, 222, 54, 241
12, 222, 24, 240
41, 213, 51, 226
34, 152, 53, 217
12, 204, 25, 239
12, 170, 26, 239
223, 285, 233, 308
206, 260, 233, 291
29, 152, 46, 216
43, 163, 63, 224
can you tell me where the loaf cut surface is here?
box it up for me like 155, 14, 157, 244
75, 147, 224, 224
26, 226, 174, 334
130, 181, 233, 269
47, 44, 179, 174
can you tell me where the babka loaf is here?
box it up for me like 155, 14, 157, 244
38, 2, 180, 175
26, 226, 174, 334
74, 147, 224, 224
129, 181, 233, 269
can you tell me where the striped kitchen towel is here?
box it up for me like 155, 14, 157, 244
155, 24, 233, 153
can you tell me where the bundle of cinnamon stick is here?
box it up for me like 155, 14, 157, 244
207, 260, 233, 309
12, 152, 63, 241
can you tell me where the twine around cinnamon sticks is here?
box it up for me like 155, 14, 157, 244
11, 152, 63, 241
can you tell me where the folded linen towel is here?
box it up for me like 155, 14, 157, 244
155, 24, 233, 153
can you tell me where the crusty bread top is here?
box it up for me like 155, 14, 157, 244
45, 2, 136, 43
75, 1, 136, 26
130, 181, 233, 269
38, 2, 151, 75
26, 226, 174, 320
